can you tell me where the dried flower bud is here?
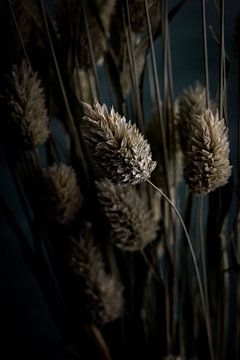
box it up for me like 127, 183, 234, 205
146, 102, 182, 188
70, 224, 123, 326
96, 179, 159, 251
42, 163, 83, 225
178, 83, 207, 153
6, 61, 50, 148
184, 109, 232, 194
81, 101, 156, 185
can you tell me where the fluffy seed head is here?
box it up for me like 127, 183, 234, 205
184, 109, 232, 194
42, 163, 83, 225
81, 101, 156, 185
70, 224, 123, 326
96, 179, 159, 251
178, 83, 207, 153
6, 61, 50, 148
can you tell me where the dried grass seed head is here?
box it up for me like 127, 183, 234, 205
43, 163, 83, 225
178, 83, 207, 153
96, 178, 159, 251
70, 224, 123, 326
6, 61, 50, 148
184, 109, 232, 194
81, 101, 156, 185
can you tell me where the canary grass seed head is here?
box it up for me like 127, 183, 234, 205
96, 178, 159, 251
178, 83, 207, 153
184, 109, 232, 194
6, 61, 50, 148
70, 224, 123, 326
81, 101, 156, 185
42, 163, 83, 225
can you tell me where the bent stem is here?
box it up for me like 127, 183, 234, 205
147, 179, 214, 360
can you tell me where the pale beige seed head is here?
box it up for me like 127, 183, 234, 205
70, 224, 123, 326
96, 179, 159, 251
184, 109, 232, 194
7, 61, 50, 148
178, 83, 207, 153
81, 101, 156, 185
42, 163, 83, 225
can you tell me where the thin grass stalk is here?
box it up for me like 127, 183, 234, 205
220, 232, 230, 360
8, 0, 31, 66
144, 0, 170, 196
201, 0, 210, 108
200, 4, 214, 355
120, 1, 144, 133
124, 0, 145, 133
81, 0, 101, 102
199, 195, 213, 358
219, 0, 225, 120
147, 179, 214, 360
236, 57, 240, 360
87, 324, 112, 360
39, 0, 89, 178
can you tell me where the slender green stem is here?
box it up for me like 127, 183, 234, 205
147, 179, 214, 360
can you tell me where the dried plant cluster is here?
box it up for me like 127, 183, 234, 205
0, 1, 239, 360
70, 224, 123, 326
96, 178, 159, 251
81, 101, 156, 185
42, 163, 83, 225
184, 110, 232, 194
6, 61, 50, 148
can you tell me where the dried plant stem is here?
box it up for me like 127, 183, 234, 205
88, 324, 112, 360
81, 0, 101, 101
199, 195, 213, 356
219, 0, 225, 120
147, 179, 214, 360
201, 0, 210, 108
144, 0, 170, 196
123, 0, 145, 133
236, 57, 240, 360
8, 0, 31, 66
39, 0, 88, 177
